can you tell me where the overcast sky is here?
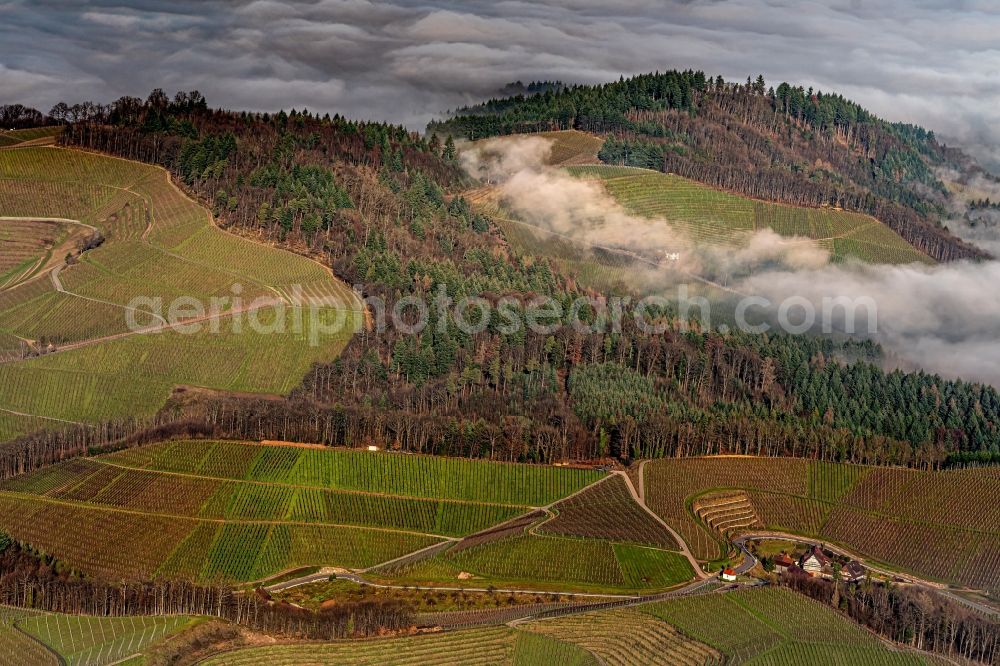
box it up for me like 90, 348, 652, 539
2, 0, 1000, 166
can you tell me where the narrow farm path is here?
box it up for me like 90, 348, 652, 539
8, 622, 63, 665
63, 146, 363, 316
4, 146, 364, 344
505, 575, 724, 627
0, 133, 59, 150
259, 568, 344, 593
636, 459, 647, 503
262, 471, 675, 598
50, 263, 169, 326
0, 215, 97, 293
0, 296, 285, 364
525, 472, 618, 535
611, 470, 709, 580
0, 255, 44, 291
0, 406, 82, 425
537, 471, 615, 511
357, 539, 458, 574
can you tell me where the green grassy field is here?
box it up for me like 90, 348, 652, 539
568, 165, 933, 265
0, 606, 196, 666
0, 440, 603, 583
641, 457, 1000, 591
0, 147, 360, 441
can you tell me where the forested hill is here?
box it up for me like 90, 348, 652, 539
2, 91, 997, 472
428, 71, 988, 263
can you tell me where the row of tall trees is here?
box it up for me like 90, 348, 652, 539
430, 70, 707, 139
780, 574, 999, 664
0, 538, 412, 639
0, 104, 47, 128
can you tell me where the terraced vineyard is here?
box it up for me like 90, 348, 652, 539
0, 147, 361, 441
641, 457, 1000, 591
644, 586, 937, 665
568, 166, 933, 265
0, 440, 603, 582
0, 606, 195, 666
692, 491, 761, 540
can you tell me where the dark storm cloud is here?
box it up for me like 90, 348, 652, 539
0, 0, 995, 154
2, 0, 999, 160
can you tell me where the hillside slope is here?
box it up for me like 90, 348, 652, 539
471, 130, 932, 267
204, 587, 948, 665
0, 439, 601, 583
431, 71, 988, 263
570, 164, 933, 265
0, 147, 360, 440
2, 91, 995, 475
641, 457, 1000, 592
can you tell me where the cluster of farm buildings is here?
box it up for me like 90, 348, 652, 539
722, 545, 866, 582
774, 545, 867, 581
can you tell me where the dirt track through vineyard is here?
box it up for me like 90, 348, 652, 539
611, 470, 708, 580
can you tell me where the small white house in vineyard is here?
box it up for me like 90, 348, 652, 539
801, 546, 832, 577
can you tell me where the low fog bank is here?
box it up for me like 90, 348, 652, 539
742, 261, 1000, 387
463, 136, 1000, 388
464, 136, 829, 284
935, 167, 1000, 257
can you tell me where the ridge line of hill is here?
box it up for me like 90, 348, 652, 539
430, 70, 991, 263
